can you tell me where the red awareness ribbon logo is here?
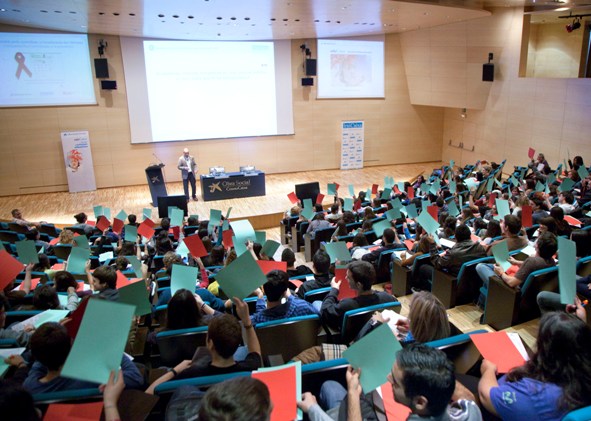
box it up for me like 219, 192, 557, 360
15, 52, 32, 79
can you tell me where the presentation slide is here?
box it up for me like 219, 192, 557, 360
0, 33, 96, 107
317, 37, 385, 99
121, 38, 294, 143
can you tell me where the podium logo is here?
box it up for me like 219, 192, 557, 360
150, 176, 161, 184
209, 182, 222, 193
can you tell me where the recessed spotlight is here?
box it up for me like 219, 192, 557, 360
188, 15, 194, 19
54, 10, 62, 13
231, 17, 236, 20
0, 8, 6, 12
244, 17, 250, 20
129, 13, 135, 16
217, 16, 222, 20
69, 11, 76, 14
99, 12, 105, 15
113, 12, 119, 16
158, 14, 164, 17
173, 15, 179, 18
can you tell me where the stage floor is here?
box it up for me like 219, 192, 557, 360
0, 162, 440, 228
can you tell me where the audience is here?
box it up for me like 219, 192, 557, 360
295, 250, 332, 299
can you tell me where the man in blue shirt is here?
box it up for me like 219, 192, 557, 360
251, 270, 319, 326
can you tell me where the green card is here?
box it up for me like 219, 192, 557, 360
261, 240, 281, 258
93, 205, 104, 219
225, 207, 233, 219
381, 188, 392, 200
67, 247, 90, 274
450, 160, 455, 168
61, 299, 135, 385
231, 219, 256, 244
404, 203, 418, 219
327, 183, 337, 195
535, 181, 545, 192
17, 309, 70, 330
372, 219, 392, 238
558, 237, 577, 305
124, 225, 137, 242
464, 178, 478, 190
366, 189, 371, 200
175, 240, 190, 259
115, 209, 128, 221
495, 199, 510, 219
510, 175, 520, 187
343, 198, 353, 212
301, 206, 315, 220
15, 240, 39, 264
447, 201, 460, 217
323, 242, 352, 263
167, 206, 178, 218
559, 178, 575, 192
416, 210, 440, 235
0, 348, 26, 377
170, 207, 184, 227
348, 184, 355, 197
103, 207, 111, 221
232, 235, 247, 256
494, 178, 503, 188
390, 198, 403, 210
215, 252, 267, 300
142, 208, 152, 220
385, 208, 401, 221
73, 235, 89, 249
420, 182, 429, 193
222, 219, 230, 231
171, 264, 198, 296
125, 255, 143, 278
208, 209, 222, 233
0, 241, 5, 251
99, 251, 113, 263
343, 323, 402, 393
491, 240, 511, 271
429, 180, 441, 195
547, 173, 556, 185
303, 199, 313, 211
578, 165, 589, 180
255, 231, 267, 245
449, 181, 456, 194
421, 200, 430, 211
397, 182, 405, 193
118, 280, 152, 316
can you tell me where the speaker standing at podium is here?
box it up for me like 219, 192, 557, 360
178, 148, 198, 201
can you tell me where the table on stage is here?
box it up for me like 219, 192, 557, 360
200, 171, 266, 201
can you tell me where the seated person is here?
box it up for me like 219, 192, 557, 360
72, 212, 95, 236
299, 343, 481, 420
320, 260, 397, 332
15, 322, 143, 394
282, 248, 313, 279
484, 214, 528, 256
86, 265, 119, 301
250, 270, 318, 326
146, 298, 262, 393
361, 228, 406, 265
11, 209, 41, 229
479, 312, 591, 419
306, 213, 332, 239
476, 231, 557, 308
0, 295, 33, 347
24, 230, 53, 256
295, 250, 332, 299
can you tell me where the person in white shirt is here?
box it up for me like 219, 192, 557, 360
177, 148, 198, 201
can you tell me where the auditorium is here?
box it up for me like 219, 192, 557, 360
0, 1, 590, 420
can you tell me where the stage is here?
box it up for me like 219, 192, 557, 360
0, 162, 440, 230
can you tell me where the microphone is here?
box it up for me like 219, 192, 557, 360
153, 153, 165, 167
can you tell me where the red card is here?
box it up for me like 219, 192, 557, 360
470, 331, 526, 373
222, 229, 234, 249
137, 222, 155, 239
112, 218, 124, 235
44, 401, 103, 421
528, 147, 535, 160
252, 364, 297, 421
86, 220, 96, 226
49, 237, 60, 246
393, 184, 400, 194
316, 193, 325, 205
143, 218, 155, 228
427, 205, 438, 221
372, 184, 379, 194
381, 382, 412, 421
471, 234, 481, 243
521, 205, 533, 228
51, 263, 64, 270
95, 215, 111, 232
488, 192, 497, 208
404, 239, 414, 251
564, 215, 582, 227
289, 279, 303, 289
184, 234, 209, 258
19, 277, 41, 291
406, 186, 414, 200
116, 270, 131, 289
334, 183, 340, 191
0, 250, 24, 290
66, 296, 90, 339
353, 199, 362, 211
336, 267, 356, 300
171, 226, 180, 240
287, 192, 299, 204
257, 260, 288, 274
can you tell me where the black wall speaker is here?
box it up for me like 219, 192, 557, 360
482, 63, 494, 82
94, 58, 109, 78
301, 77, 314, 86
100, 80, 117, 90
305, 58, 317, 76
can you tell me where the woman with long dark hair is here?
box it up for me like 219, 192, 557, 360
478, 311, 591, 419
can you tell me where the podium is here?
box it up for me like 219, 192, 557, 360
145, 164, 167, 207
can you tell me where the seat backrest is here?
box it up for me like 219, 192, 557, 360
301, 358, 348, 397
156, 326, 208, 367
53, 245, 73, 260
577, 255, 591, 277
152, 255, 165, 270
39, 224, 60, 237
519, 266, 559, 321
0, 230, 20, 243
256, 314, 321, 366
64, 226, 87, 235
563, 405, 591, 421
303, 287, 332, 303
5, 310, 43, 326
32, 388, 102, 404
341, 301, 401, 344
8, 222, 29, 234
426, 329, 487, 374
154, 371, 251, 395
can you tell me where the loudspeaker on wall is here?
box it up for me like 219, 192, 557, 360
100, 80, 117, 90
482, 63, 494, 82
305, 59, 317, 76
301, 77, 314, 86
94, 58, 109, 78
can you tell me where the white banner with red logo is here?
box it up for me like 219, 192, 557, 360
61, 131, 97, 193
